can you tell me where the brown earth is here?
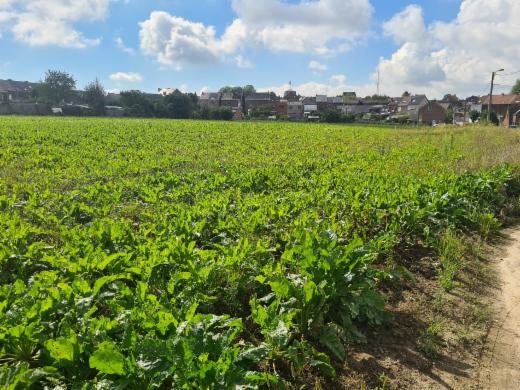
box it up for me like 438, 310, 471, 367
334, 237, 500, 389
477, 229, 520, 389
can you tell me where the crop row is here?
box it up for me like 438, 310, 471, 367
1, 118, 520, 388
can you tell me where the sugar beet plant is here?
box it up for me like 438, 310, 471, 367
0, 117, 519, 388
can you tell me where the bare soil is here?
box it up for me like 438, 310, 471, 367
477, 229, 520, 389
335, 241, 498, 389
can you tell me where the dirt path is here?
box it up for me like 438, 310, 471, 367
478, 229, 520, 389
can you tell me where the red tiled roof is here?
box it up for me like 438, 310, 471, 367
481, 94, 520, 105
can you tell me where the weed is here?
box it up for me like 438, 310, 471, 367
438, 230, 466, 291
476, 212, 501, 240
418, 321, 444, 359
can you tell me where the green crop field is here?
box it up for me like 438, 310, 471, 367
1, 117, 520, 388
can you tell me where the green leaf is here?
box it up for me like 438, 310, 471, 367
89, 342, 126, 375
93, 274, 129, 296
269, 279, 290, 298
310, 352, 336, 378
45, 336, 76, 363
303, 280, 317, 303
238, 344, 270, 364
319, 324, 346, 361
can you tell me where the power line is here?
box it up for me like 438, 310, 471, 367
497, 70, 520, 77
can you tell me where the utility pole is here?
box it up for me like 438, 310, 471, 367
488, 68, 504, 122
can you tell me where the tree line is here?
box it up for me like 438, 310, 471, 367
32, 70, 236, 120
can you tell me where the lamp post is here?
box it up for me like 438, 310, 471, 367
488, 68, 504, 122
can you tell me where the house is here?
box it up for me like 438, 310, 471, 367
342, 92, 357, 103
245, 92, 275, 114
407, 95, 428, 113
301, 96, 317, 116
220, 92, 243, 119
200, 92, 221, 108
387, 98, 400, 114
401, 95, 430, 122
276, 100, 288, 118
315, 95, 327, 111
397, 96, 412, 113
105, 106, 125, 117
220, 93, 240, 109
287, 101, 304, 120
0, 79, 37, 102
481, 94, 520, 127
418, 102, 447, 125
341, 103, 372, 116
283, 90, 298, 101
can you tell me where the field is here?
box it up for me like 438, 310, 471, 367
1, 117, 520, 388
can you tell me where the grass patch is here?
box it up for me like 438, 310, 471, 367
438, 230, 467, 291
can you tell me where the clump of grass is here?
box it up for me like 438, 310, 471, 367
418, 321, 444, 359
437, 229, 466, 291
475, 212, 501, 241
434, 291, 446, 310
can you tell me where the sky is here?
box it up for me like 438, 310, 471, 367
0, 0, 519, 99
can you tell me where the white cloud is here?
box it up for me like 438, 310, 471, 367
115, 37, 135, 55
309, 61, 328, 72
0, 0, 118, 48
140, 0, 373, 68
231, 0, 373, 54
234, 55, 253, 69
109, 72, 143, 83
383, 5, 426, 44
140, 11, 225, 68
331, 74, 347, 85
377, 0, 520, 97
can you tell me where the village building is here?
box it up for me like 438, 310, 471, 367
0, 79, 37, 102
481, 94, 520, 127
245, 92, 276, 114
199, 92, 221, 108
287, 101, 304, 120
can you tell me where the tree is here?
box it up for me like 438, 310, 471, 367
36, 70, 76, 104
242, 85, 256, 96
402, 91, 411, 97
470, 110, 480, 123
512, 79, 520, 94
120, 91, 155, 117
219, 85, 256, 98
219, 108, 233, 121
442, 94, 459, 102
84, 78, 106, 116
444, 110, 454, 124
321, 110, 342, 123
164, 90, 196, 119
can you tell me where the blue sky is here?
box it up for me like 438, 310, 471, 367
0, 0, 518, 98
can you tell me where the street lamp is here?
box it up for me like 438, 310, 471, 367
488, 68, 504, 122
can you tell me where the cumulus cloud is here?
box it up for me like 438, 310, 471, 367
109, 72, 143, 83
0, 0, 118, 48
377, 0, 520, 97
115, 37, 135, 55
331, 74, 347, 85
309, 61, 328, 72
140, 11, 226, 68
231, 0, 373, 54
139, 0, 373, 68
